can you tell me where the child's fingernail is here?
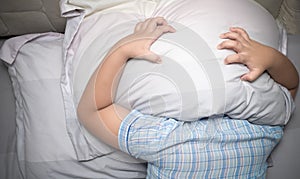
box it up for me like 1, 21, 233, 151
223, 59, 229, 64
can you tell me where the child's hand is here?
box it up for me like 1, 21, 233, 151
116, 17, 176, 63
217, 27, 277, 82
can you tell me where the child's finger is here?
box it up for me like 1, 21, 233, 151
217, 39, 241, 53
154, 25, 176, 36
146, 17, 168, 32
138, 51, 161, 63
155, 17, 168, 26
147, 17, 168, 30
230, 27, 250, 41
224, 54, 242, 65
220, 31, 246, 44
134, 22, 143, 32
166, 25, 176, 33
140, 17, 166, 31
140, 18, 153, 30
241, 69, 261, 82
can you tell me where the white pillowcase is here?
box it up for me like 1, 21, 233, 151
61, 0, 294, 161
0, 33, 146, 178
70, 0, 293, 122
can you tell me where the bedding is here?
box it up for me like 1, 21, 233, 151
1, 34, 299, 179
0, 0, 299, 178
0, 40, 21, 179
0, 34, 146, 178
60, 0, 294, 161
267, 34, 300, 178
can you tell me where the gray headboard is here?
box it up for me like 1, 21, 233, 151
255, 0, 300, 34
0, 0, 65, 36
0, 0, 299, 37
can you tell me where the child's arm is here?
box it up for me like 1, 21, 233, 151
77, 17, 175, 149
218, 27, 299, 99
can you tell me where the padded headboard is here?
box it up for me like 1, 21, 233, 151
0, 0, 66, 36
256, 0, 300, 34
0, 0, 299, 37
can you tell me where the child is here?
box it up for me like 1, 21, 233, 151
77, 17, 298, 178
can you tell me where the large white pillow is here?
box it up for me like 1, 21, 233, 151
61, 0, 294, 161
70, 0, 293, 122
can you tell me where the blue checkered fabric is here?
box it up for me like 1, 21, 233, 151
118, 110, 283, 179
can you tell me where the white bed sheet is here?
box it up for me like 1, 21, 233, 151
0, 39, 21, 179
267, 34, 300, 179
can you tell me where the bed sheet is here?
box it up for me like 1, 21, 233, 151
0, 24, 299, 179
0, 39, 22, 179
267, 34, 300, 179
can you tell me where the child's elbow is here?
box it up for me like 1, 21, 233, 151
76, 99, 93, 123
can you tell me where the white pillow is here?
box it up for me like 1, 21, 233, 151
71, 0, 293, 122
0, 33, 146, 178
61, 0, 294, 161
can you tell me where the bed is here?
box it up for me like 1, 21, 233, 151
0, 0, 300, 178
